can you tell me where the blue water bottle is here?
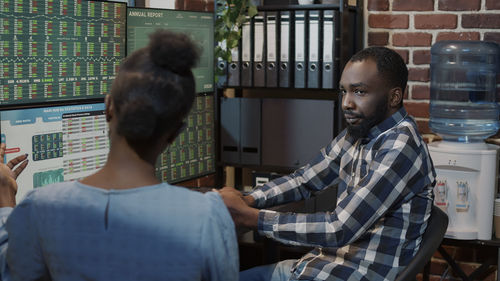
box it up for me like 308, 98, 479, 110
429, 40, 500, 142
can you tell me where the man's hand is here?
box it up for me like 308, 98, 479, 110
217, 187, 259, 229
0, 143, 28, 207
218, 186, 256, 207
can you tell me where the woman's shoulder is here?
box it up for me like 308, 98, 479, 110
20, 181, 82, 202
162, 185, 227, 212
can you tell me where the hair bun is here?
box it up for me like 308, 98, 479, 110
148, 29, 201, 74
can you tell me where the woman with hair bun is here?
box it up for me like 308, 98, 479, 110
0, 29, 239, 281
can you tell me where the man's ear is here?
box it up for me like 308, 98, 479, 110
105, 95, 113, 122
389, 87, 403, 108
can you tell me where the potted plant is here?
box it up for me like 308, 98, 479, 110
215, 0, 258, 83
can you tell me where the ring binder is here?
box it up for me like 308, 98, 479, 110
279, 11, 291, 88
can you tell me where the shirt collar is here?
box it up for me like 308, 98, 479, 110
365, 107, 408, 140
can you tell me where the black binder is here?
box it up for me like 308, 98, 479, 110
294, 10, 306, 89
253, 12, 265, 87
322, 10, 338, 89
307, 10, 320, 88
216, 41, 227, 88
279, 11, 291, 88
228, 27, 241, 87
220, 98, 240, 164
266, 11, 278, 87
241, 16, 253, 87
240, 98, 261, 165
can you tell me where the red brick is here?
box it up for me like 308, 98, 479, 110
453, 247, 476, 262
427, 275, 449, 281
436, 32, 480, 41
206, 0, 214, 12
409, 68, 430, 82
368, 14, 409, 29
395, 49, 409, 64
413, 50, 431, 65
368, 32, 389, 46
197, 174, 216, 187
393, 0, 434, 11
462, 14, 500, 28
404, 101, 430, 118
415, 14, 457, 29
368, 0, 389, 11
393, 33, 432, 47
178, 174, 215, 187
184, 0, 206, 11
429, 259, 449, 276
485, 32, 500, 45
433, 245, 455, 259
454, 262, 492, 278
416, 120, 433, 134
438, 0, 480, 11
412, 84, 430, 99
486, 0, 500, 10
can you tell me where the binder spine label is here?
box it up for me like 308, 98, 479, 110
267, 16, 276, 62
309, 14, 319, 62
242, 22, 251, 62
323, 13, 334, 63
230, 26, 239, 62
280, 14, 289, 62
295, 14, 305, 62
254, 16, 264, 62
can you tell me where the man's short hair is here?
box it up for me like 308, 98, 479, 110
350, 47, 408, 95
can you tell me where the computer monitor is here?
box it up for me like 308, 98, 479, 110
1, 103, 109, 201
126, 7, 214, 93
0, 0, 126, 106
154, 94, 215, 183
127, 7, 215, 183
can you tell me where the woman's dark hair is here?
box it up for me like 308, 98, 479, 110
350, 46, 408, 105
110, 29, 200, 150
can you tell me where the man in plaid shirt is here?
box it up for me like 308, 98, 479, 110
219, 46, 436, 281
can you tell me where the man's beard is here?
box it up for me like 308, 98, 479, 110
344, 97, 388, 141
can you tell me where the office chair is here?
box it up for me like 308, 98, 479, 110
395, 204, 449, 281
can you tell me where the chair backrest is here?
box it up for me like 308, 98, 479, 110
395, 204, 448, 281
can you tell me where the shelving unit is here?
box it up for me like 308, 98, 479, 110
215, 0, 363, 188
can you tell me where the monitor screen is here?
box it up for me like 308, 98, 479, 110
0, 0, 126, 106
155, 94, 215, 184
1, 103, 109, 201
126, 7, 214, 93
127, 7, 215, 184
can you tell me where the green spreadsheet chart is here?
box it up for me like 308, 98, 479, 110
155, 94, 215, 183
0, 0, 126, 105
127, 7, 214, 94
32, 132, 63, 161
0, 103, 109, 202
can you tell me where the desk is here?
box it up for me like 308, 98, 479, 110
424, 237, 500, 281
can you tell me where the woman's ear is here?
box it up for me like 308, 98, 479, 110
389, 87, 403, 108
105, 95, 113, 122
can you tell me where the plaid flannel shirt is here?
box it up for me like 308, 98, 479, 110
250, 107, 436, 281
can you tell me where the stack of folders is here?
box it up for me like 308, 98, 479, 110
226, 9, 339, 89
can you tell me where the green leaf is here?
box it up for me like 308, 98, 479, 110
247, 5, 258, 18
235, 14, 246, 26
227, 30, 240, 42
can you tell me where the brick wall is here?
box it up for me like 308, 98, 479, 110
365, 1, 500, 280
365, 0, 500, 136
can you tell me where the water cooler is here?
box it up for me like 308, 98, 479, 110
428, 41, 500, 240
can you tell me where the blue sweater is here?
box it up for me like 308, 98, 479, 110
0, 181, 238, 281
